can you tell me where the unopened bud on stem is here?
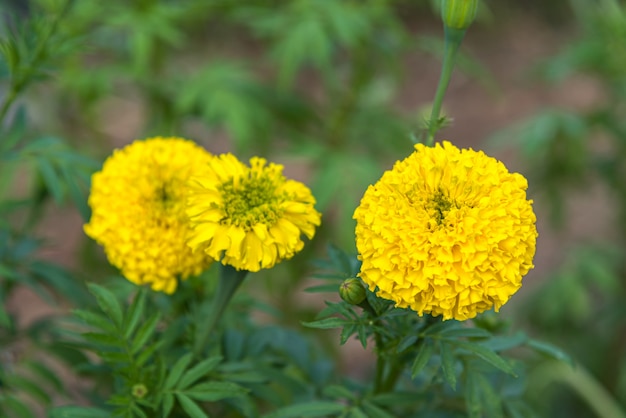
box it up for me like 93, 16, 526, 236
441, 0, 479, 30
339, 278, 367, 305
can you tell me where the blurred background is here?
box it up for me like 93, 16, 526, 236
1, 0, 625, 417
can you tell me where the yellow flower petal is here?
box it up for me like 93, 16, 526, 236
354, 141, 537, 321
187, 154, 321, 271
84, 137, 213, 293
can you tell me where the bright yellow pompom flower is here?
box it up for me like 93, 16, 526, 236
186, 154, 321, 272
84, 137, 213, 294
354, 141, 537, 321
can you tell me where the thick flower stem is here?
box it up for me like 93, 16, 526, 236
425, 27, 466, 146
193, 265, 248, 358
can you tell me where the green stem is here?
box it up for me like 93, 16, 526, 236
425, 27, 466, 146
193, 265, 248, 358
533, 361, 626, 418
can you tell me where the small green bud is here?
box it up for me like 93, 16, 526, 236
441, 0, 479, 30
339, 278, 367, 305
132, 383, 148, 399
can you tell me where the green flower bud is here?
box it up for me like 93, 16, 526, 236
339, 278, 367, 305
132, 383, 148, 399
441, 0, 479, 30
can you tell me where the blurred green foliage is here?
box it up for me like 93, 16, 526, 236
490, 0, 626, 416
0, 0, 625, 417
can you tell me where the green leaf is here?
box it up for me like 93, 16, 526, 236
161, 393, 174, 418
322, 384, 356, 401
4, 374, 51, 404
396, 334, 418, 353
73, 309, 117, 334
36, 157, 63, 203
440, 341, 457, 390
178, 356, 223, 390
184, 381, 248, 402
136, 340, 164, 367
164, 353, 193, 390
440, 327, 491, 339
28, 361, 63, 392
87, 283, 123, 328
48, 406, 110, 418
348, 408, 369, 418
360, 401, 396, 418
465, 371, 482, 418
302, 317, 350, 329
356, 323, 368, 348
411, 340, 433, 378
83, 332, 121, 347
3, 395, 36, 418
527, 339, 573, 366
175, 394, 209, 418
131, 312, 161, 355
123, 290, 146, 340
263, 401, 346, 418
455, 341, 516, 376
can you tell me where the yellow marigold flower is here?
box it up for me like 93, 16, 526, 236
186, 154, 321, 272
354, 141, 537, 321
84, 137, 213, 294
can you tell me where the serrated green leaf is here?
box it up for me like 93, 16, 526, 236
176, 394, 209, 418
184, 381, 248, 402
36, 157, 63, 203
348, 407, 369, 418
28, 361, 63, 392
370, 391, 427, 406
476, 372, 504, 418
455, 341, 516, 376
424, 319, 459, 336
411, 340, 433, 378
48, 406, 110, 418
396, 335, 418, 353
87, 283, 123, 328
164, 353, 193, 390
131, 312, 161, 355
361, 401, 396, 418
99, 351, 130, 363
481, 332, 528, 352
5, 374, 52, 404
440, 341, 457, 390
83, 332, 122, 347
440, 327, 491, 339
123, 290, 146, 340
73, 309, 117, 334
136, 340, 163, 367
322, 384, 355, 400
356, 323, 368, 348
302, 317, 350, 329
178, 356, 223, 390
527, 339, 573, 366
161, 393, 174, 418
263, 401, 346, 418
340, 323, 357, 345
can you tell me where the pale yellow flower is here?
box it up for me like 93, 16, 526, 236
354, 141, 537, 320
186, 154, 321, 272
84, 137, 213, 293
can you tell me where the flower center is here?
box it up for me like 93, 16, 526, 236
220, 173, 284, 230
426, 189, 453, 225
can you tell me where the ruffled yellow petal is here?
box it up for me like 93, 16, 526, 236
354, 141, 537, 321
84, 137, 213, 293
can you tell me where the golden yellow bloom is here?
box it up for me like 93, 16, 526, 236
354, 141, 537, 321
84, 137, 213, 293
186, 154, 321, 272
